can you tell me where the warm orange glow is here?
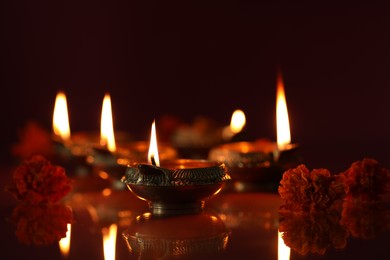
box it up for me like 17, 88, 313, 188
100, 93, 116, 153
98, 171, 110, 180
102, 188, 112, 197
53, 91, 71, 143
276, 73, 291, 150
278, 230, 291, 260
59, 223, 71, 258
102, 224, 117, 260
147, 120, 160, 166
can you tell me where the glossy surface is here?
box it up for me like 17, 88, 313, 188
1, 166, 389, 260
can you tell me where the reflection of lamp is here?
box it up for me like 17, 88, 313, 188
122, 210, 230, 259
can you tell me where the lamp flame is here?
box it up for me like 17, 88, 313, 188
100, 93, 116, 153
278, 230, 291, 260
148, 120, 160, 166
222, 109, 246, 140
59, 223, 71, 258
230, 109, 246, 134
102, 224, 117, 260
53, 91, 71, 143
276, 73, 291, 151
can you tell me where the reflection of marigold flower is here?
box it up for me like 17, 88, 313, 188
278, 164, 347, 215
6, 155, 72, 204
10, 203, 72, 245
341, 200, 390, 240
340, 158, 390, 201
11, 120, 55, 160
279, 211, 348, 255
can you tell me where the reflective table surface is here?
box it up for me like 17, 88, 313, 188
1, 165, 389, 260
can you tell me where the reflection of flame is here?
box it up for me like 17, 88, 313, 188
278, 230, 290, 260
276, 73, 291, 151
100, 93, 116, 153
148, 120, 160, 166
102, 224, 117, 260
59, 223, 71, 258
53, 91, 71, 143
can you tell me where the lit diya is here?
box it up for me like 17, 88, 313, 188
208, 139, 301, 184
52, 91, 95, 176
208, 72, 302, 190
121, 120, 231, 215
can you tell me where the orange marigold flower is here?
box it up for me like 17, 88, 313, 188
340, 158, 390, 201
6, 155, 72, 204
278, 164, 347, 215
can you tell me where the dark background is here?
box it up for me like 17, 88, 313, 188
1, 1, 389, 172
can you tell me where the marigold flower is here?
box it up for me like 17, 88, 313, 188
278, 164, 347, 215
6, 155, 72, 204
340, 158, 390, 201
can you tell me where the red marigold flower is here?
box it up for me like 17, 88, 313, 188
340, 158, 390, 201
278, 164, 347, 215
6, 155, 72, 204
10, 203, 72, 245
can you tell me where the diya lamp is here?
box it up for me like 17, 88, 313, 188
170, 110, 246, 160
121, 120, 231, 215
87, 92, 119, 167
87, 94, 178, 190
221, 109, 247, 143
83, 93, 134, 191
170, 115, 226, 159
52, 91, 72, 155
208, 73, 302, 191
52, 91, 93, 176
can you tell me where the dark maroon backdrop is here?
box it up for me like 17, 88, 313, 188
1, 1, 389, 171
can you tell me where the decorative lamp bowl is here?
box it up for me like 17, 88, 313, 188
121, 159, 231, 215
208, 140, 302, 190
